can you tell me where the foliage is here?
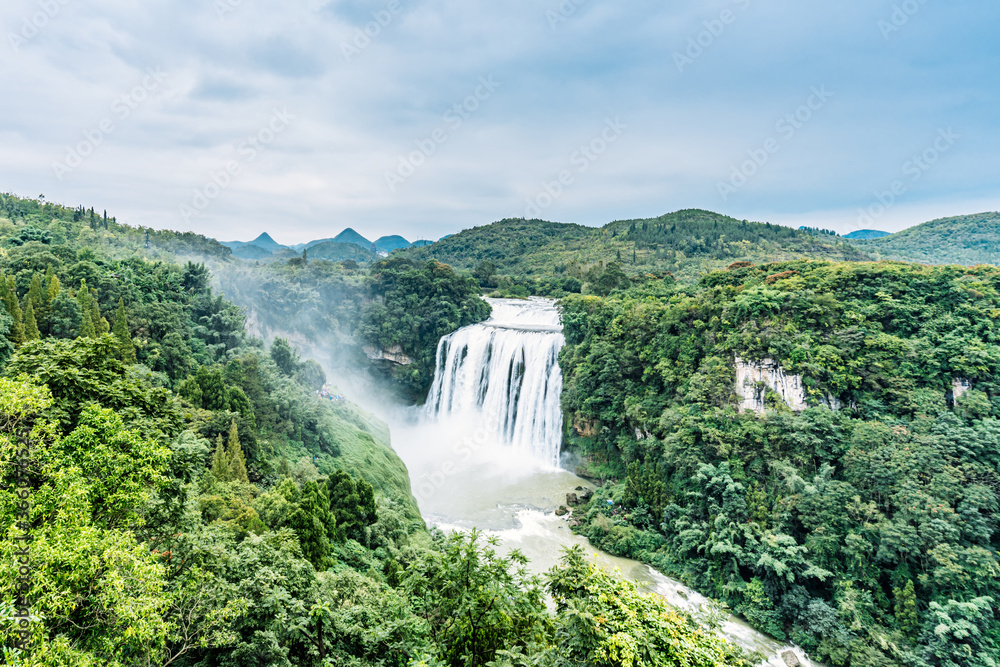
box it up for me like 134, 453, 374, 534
403, 209, 868, 293
853, 212, 1000, 267
560, 260, 1000, 666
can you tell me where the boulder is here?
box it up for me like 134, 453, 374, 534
566, 493, 579, 507
555, 506, 569, 517
780, 651, 800, 667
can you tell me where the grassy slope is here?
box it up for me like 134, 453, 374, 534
403, 209, 869, 279
852, 212, 1000, 266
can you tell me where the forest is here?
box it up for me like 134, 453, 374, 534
0, 194, 758, 666
852, 213, 1000, 267
559, 260, 1000, 666
402, 210, 869, 294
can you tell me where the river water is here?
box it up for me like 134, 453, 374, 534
381, 298, 815, 667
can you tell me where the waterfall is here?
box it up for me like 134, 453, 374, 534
425, 298, 565, 468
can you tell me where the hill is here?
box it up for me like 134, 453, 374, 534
223, 231, 288, 252
843, 229, 890, 240
333, 227, 373, 250
851, 212, 1000, 266
305, 240, 377, 262
401, 210, 869, 291
231, 243, 278, 260
561, 260, 1000, 665
373, 235, 412, 253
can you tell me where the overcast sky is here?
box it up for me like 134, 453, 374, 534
1, 0, 997, 244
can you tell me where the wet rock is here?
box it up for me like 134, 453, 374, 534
555, 506, 569, 516
580, 490, 593, 503
568, 518, 582, 527
781, 651, 800, 667
575, 486, 585, 491
566, 493, 579, 507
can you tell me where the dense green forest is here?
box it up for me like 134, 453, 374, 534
853, 212, 1000, 267
559, 260, 1000, 666
0, 194, 756, 666
402, 210, 869, 295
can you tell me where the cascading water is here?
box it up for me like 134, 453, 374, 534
425, 298, 564, 468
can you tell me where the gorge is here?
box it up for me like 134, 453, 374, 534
386, 298, 817, 667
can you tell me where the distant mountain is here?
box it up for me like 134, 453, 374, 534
333, 228, 372, 251
223, 232, 288, 252
844, 229, 890, 240
231, 244, 278, 260
401, 209, 868, 279
373, 235, 412, 253
305, 241, 377, 263
411, 240, 434, 248
852, 212, 1000, 266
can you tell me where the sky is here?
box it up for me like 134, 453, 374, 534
1, 0, 998, 245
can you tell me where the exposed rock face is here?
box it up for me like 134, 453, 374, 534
735, 357, 839, 414
953, 378, 972, 400
555, 506, 569, 516
363, 345, 413, 365
736, 357, 808, 413
573, 414, 599, 438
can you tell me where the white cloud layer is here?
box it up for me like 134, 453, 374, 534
1, 0, 997, 243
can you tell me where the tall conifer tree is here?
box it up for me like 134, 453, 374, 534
23, 301, 40, 341
113, 298, 136, 363
226, 420, 249, 484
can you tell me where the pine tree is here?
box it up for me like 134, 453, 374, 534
211, 435, 231, 482
76, 280, 95, 338
46, 271, 60, 304
26, 273, 44, 311
91, 297, 109, 335
302, 248, 308, 264
113, 298, 136, 363
226, 420, 249, 484
3, 276, 25, 346
23, 301, 40, 341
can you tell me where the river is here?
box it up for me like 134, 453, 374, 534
379, 298, 816, 667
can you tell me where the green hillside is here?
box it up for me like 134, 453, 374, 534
852, 212, 1000, 266
560, 259, 1000, 665
403, 210, 869, 293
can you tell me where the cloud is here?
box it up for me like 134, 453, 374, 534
0, 0, 997, 242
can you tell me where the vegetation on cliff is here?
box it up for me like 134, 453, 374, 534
559, 260, 1000, 666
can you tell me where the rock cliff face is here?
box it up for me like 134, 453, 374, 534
363, 345, 413, 365
735, 357, 840, 414
573, 415, 599, 438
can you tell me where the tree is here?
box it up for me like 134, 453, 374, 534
23, 300, 40, 341
0, 378, 170, 663
405, 531, 549, 667
77, 279, 96, 338
271, 337, 300, 376
211, 435, 231, 481
1, 275, 25, 346
0, 308, 13, 367
113, 298, 137, 363
226, 420, 249, 484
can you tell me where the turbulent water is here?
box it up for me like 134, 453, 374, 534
425, 298, 565, 467
369, 298, 817, 667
